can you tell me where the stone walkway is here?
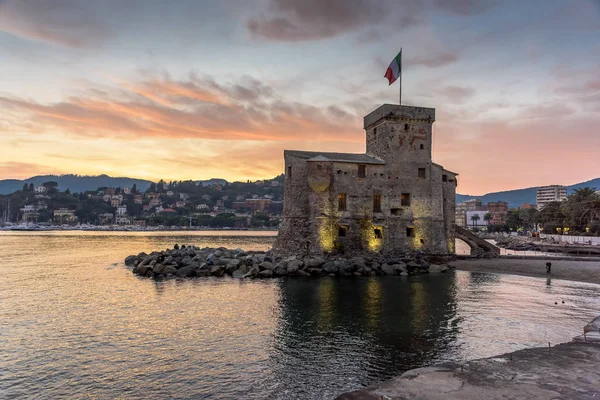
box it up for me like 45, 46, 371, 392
335, 341, 600, 400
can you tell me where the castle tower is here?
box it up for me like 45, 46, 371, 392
364, 105, 435, 166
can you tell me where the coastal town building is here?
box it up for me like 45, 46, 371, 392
536, 185, 567, 209
273, 104, 458, 256
486, 201, 508, 224
53, 208, 77, 224
34, 185, 47, 193
115, 215, 131, 224
455, 199, 483, 227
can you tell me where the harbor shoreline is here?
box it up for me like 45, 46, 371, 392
451, 257, 600, 284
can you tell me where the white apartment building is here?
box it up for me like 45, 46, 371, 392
536, 185, 567, 209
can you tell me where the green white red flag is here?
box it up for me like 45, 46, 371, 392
384, 50, 402, 85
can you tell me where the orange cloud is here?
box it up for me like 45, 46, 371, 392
0, 75, 364, 144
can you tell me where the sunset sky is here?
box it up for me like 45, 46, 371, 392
1, 0, 599, 195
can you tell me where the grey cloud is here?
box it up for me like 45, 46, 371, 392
407, 52, 459, 68
248, 0, 423, 41
433, 0, 497, 16
0, 0, 111, 47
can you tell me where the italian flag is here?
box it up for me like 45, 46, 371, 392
384, 50, 402, 85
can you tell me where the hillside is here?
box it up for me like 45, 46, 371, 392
457, 177, 600, 208
0, 175, 155, 194
2, 174, 598, 207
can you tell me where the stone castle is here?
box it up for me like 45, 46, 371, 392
273, 104, 457, 256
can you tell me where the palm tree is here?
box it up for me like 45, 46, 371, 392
483, 212, 493, 226
470, 214, 480, 229
564, 187, 600, 232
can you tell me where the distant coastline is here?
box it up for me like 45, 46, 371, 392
0, 224, 279, 233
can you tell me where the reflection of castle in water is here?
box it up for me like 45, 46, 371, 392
272, 276, 460, 386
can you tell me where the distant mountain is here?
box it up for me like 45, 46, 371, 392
0, 174, 154, 195
457, 178, 600, 208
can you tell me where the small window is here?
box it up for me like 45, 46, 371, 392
406, 227, 415, 237
373, 194, 381, 213
404, 123, 410, 131
338, 193, 347, 211
442, 174, 448, 182
418, 168, 426, 179
358, 164, 366, 178
420, 144, 424, 150
374, 228, 383, 239
391, 208, 402, 215
287, 166, 292, 179
338, 225, 348, 237
373, 127, 377, 137
317, 164, 322, 170
401, 193, 411, 207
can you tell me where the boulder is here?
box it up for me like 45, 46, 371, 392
176, 266, 195, 278
124, 255, 138, 266
428, 264, 449, 273
163, 266, 177, 275
322, 261, 335, 273
214, 249, 223, 257
195, 268, 211, 277
393, 262, 407, 273
296, 270, 311, 277
307, 268, 323, 276
210, 265, 225, 277
287, 260, 303, 273
180, 256, 193, 266
259, 269, 274, 278
307, 257, 325, 268
259, 261, 275, 270
152, 263, 166, 274
351, 257, 367, 270
232, 268, 246, 278
381, 263, 396, 275
133, 265, 149, 276
274, 267, 289, 276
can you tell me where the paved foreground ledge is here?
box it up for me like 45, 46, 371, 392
336, 341, 600, 399
450, 258, 600, 284
336, 317, 600, 399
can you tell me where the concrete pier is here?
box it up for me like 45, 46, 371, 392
336, 316, 600, 400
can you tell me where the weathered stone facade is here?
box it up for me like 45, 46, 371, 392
273, 104, 458, 257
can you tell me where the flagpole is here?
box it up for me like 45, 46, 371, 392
399, 47, 402, 106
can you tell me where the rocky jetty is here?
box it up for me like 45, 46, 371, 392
494, 236, 542, 251
125, 244, 453, 280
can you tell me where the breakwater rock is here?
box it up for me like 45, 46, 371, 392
125, 245, 453, 280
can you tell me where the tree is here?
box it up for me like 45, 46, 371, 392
42, 181, 59, 194
28, 183, 34, 192
147, 183, 157, 193
539, 201, 565, 233
132, 183, 137, 194
22, 184, 29, 192
65, 188, 71, 195
563, 187, 600, 232
483, 212, 493, 226
470, 214, 480, 228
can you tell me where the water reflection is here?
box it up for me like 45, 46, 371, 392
273, 276, 460, 392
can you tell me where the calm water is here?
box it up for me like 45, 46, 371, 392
1, 231, 599, 400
